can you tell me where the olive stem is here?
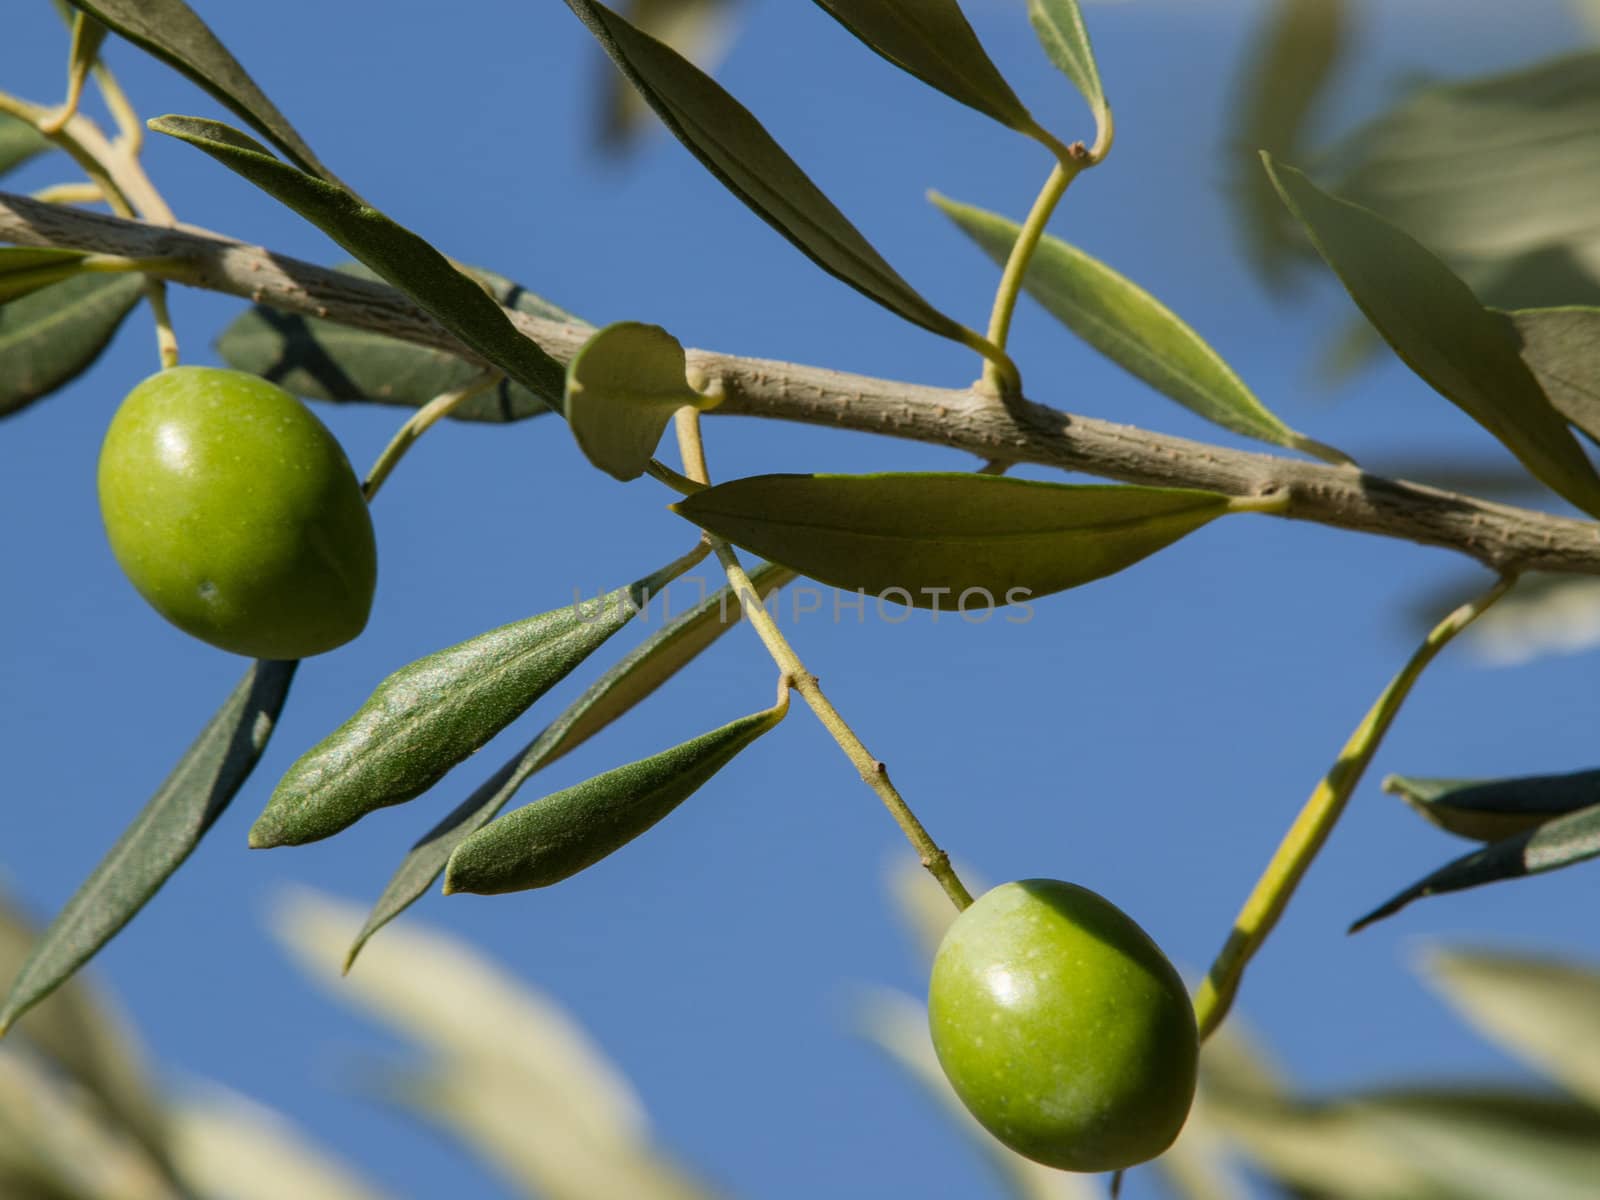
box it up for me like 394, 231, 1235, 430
1192, 572, 1518, 1040
670, 409, 974, 913
362, 373, 499, 501
37, 12, 105, 136
31, 181, 105, 205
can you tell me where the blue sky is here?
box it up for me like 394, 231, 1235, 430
2, 2, 1597, 1197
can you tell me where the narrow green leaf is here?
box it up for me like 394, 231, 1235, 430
215, 263, 582, 422
0, 659, 296, 1035
0, 113, 51, 178
1028, 0, 1108, 134
0, 248, 92, 304
444, 695, 787, 895
562, 0, 972, 343
1265, 155, 1600, 517
1351, 801, 1600, 932
1385, 769, 1600, 843
0, 272, 144, 417
251, 584, 652, 849
932, 193, 1346, 461
150, 116, 567, 405
66, 0, 338, 182
810, 1, 1036, 133
598, 0, 736, 149
344, 561, 792, 967
1424, 948, 1600, 1110
1505, 306, 1600, 443
673, 473, 1247, 609
565, 322, 706, 480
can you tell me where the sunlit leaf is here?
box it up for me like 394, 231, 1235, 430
565, 322, 708, 480
1352, 801, 1600, 931
1028, 0, 1109, 136
1506, 306, 1600, 443
0, 272, 143, 418
151, 116, 567, 405
561, 0, 973, 343
0, 112, 51, 178
0, 660, 295, 1037
811, 1, 1036, 133
345, 562, 792, 968
67, 0, 338, 182
932, 194, 1346, 461
0, 248, 92, 303
674, 473, 1251, 609
1266, 155, 1600, 518
1385, 769, 1600, 843
444, 694, 787, 894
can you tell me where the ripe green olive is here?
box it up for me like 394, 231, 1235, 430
928, 879, 1198, 1173
98, 365, 377, 659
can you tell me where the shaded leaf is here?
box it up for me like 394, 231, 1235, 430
1266, 155, 1600, 517
932, 194, 1345, 460
673, 473, 1248, 609
216, 262, 583, 422
0, 112, 52, 178
444, 694, 787, 894
1028, 0, 1108, 135
1423, 948, 1600, 1110
150, 116, 567, 405
251, 574, 679, 850
561, 0, 972, 342
1351, 800, 1600, 931
599, 0, 736, 150
345, 562, 792, 967
66, 0, 338, 182
811, 1, 1036, 133
0, 659, 296, 1035
1505, 306, 1600, 443
0, 249, 91, 303
565, 322, 708, 480
1385, 769, 1600, 843
0, 272, 144, 417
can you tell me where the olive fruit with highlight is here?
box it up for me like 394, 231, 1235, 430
928, 879, 1198, 1173
98, 365, 377, 659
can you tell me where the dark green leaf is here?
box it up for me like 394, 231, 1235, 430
1505, 307, 1600, 443
0, 272, 144, 417
345, 561, 793, 968
673, 473, 1247, 609
561, 0, 972, 343
1385, 769, 1600, 843
1028, 0, 1108, 133
1352, 801, 1600, 931
150, 116, 567, 405
1266, 155, 1600, 517
216, 263, 582, 422
810, 1, 1036, 133
0, 659, 296, 1035
0, 113, 52, 178
565, 322, 706, 480
598, 0, 736, 149
1227, 0, 1348, 287
0, 248, 92, 304
443, 696, 787, 895
932, 193, 1347, 461
253, 565, 694, 850
66, 0, 338, 182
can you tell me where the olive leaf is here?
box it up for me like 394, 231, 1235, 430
1504, 307, 1600, 444
561, 0, 974, 344
598, 0, 736, 150
931, 194, 1347, 462
1385, 769, 1600, 843
251, 573, 687, 850
1265, 156, 1600, 518
0, 272, 145, 418
150, 115, 567, 406
1351, 801, 1600, 932
673, 473, 1253, 608
565, 322, 709, 480
216, 263, 584, 422
809, 1, 1038, 134
0, 248, 93, 304
1028, 0, 1109, 138
0, 112, 51, 179
0, 659, 296, 1035
443, 694, 788, 895
65, 0, 339, 182
345, 562, 793, 969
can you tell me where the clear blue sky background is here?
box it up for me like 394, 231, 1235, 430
3, 2, 1597, 1197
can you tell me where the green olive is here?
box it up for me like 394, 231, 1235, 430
928, 879, 1198, 1173
98, 365, 377, 659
